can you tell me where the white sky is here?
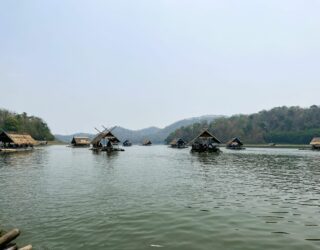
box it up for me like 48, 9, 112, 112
1, 0, 319, 134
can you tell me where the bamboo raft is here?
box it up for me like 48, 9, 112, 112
90, 146, 125, 152
0, 148, 33, 153
0, 132, 36, 154
0, 228, 32, 250
90, 127, 125, 153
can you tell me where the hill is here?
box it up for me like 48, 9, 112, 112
55, 115, 221, 144
166, 105, 320, 144
0, 109, 54, 140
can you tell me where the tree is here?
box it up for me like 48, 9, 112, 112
0, 109, 55, 140
166, 105, 320, 144
3, 116, 19, 131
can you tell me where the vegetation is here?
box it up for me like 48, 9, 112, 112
166, 105, 320, 144
0, 109, 55, 140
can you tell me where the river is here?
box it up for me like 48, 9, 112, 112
0, 146, 319, 250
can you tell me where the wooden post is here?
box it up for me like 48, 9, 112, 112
0, 229, 20, 248
18, 245, 32, 250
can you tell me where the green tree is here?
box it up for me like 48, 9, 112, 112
0, 109, 55, 140
166, 105, 320, 144
4, 116, 19, 131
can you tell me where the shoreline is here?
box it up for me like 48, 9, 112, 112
46, 143, 312, 150
228, 144, 310, 149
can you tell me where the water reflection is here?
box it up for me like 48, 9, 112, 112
191, 151, 221, 165
0, 148, 48, 168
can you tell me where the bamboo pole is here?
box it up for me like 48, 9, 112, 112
18, 245, 32, 250
0, 229, 20, 248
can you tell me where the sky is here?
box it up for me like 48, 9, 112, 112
0, 0, 320, 134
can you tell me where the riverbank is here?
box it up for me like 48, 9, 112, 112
219, 144, 310, 149
43, 140, 67, 146
245, 144, 309, 149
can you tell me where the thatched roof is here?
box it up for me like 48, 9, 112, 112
71, 137, 90, 145
91, 130, 120, 146
226, 137, 243, 146
0, 131, 37, 146
123, 139, 132, 145
143, 139, 152, 145
170, 138, 186, 145
310, 137, 320, 146
190, 129, 221, 144
170, 138, 177, 145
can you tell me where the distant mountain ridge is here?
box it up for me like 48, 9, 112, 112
166, 105, 320, 144
54, 115, 221, 144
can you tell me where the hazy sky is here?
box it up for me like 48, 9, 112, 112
1, 0, 320, 134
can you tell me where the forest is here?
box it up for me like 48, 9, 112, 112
0, 109, 55, 140
166, 105, 320, 144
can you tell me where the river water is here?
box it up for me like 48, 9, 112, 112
0, 146, 320, 250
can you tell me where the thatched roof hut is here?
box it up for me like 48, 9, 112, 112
0, 131, 37, 147
91, 130, 120, 148
123, 140, 132, 147
310, 137, 320, 149
142, 139, 152, 146
190, 129, 221, 145
226, 137, 244, 149
190, 129, 221, 152
71, 137, 90, 147
170, 138, 187, 148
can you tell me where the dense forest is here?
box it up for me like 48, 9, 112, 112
0, 109, 54, 140
166, 105, 320, 144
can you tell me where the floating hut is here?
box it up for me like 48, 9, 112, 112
123, 140, 132, 147
190, 129, 221, 153
170, 138, 187, 148
142, 139, 152, 146
226, 137, 245, 150
91, 129, 124, 152
0, 131, 37, 153
37, 140, 48, 146
71, 136, 90, 147
310, 137, 320, 150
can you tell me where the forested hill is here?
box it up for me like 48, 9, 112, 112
55, 115, 220, 144
166, 105, 320, 144
0, 109, 54, 140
